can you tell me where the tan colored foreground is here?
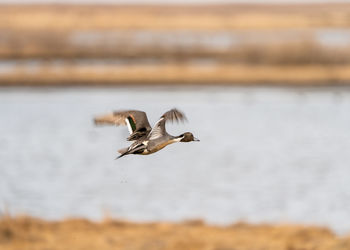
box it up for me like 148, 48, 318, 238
0, 216, 350, 250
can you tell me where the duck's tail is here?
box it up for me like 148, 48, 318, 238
115, 144, 147, 159
116, 147, 129, 159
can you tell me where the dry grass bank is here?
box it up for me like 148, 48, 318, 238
1, 63, 350, 86
1, 4, 350, 31
2, 4, 350, 85
1, 216, 350, 250
0, 4, 350, 61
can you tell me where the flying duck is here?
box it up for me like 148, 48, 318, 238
94, 108, 199, 159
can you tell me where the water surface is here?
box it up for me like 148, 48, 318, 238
1, 86, 350, 234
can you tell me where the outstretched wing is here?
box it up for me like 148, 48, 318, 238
148, 108, 187, 140
94, 110, 152, 141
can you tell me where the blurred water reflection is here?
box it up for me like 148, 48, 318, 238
70, 29, 350, 48
1, 86, 350, 234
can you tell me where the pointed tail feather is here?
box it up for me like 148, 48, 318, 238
118, 147, 128, 154
115, 154, 126, 159
116, 147, 129, 160
115, 144, 146, 160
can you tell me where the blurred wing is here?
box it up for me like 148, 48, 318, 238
94, 112, 127, 126
94, 110, 152, 140
148, 108, 187, 140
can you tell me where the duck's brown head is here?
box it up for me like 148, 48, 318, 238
179, 132, 200, 142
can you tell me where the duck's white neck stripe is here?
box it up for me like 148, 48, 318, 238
172, 137, 183, 143
125, 118, 133, 134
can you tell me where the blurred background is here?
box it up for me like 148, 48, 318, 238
1, 1, 350, 249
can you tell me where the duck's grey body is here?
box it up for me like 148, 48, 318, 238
94, 108, 199, 158
119, 135, 179, 156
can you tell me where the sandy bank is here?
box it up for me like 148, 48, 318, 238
2, 64, 350, 86
1, 216, 350, 250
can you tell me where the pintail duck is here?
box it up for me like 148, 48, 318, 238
94, 108, 199, 159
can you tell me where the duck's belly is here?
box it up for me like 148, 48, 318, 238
141, 141, 175, 155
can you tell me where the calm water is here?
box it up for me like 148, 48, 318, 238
70, 29, 350, 48
1, 87, 350, 234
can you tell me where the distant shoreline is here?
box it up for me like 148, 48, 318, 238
1, 64, 350, 86
1, 3, 350, 86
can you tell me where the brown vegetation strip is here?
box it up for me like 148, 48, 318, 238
0, 216, 350, 250
1, 64, 350, 86
1, 4, 350, 31
1, 34, 350, 64
2, 4, 350, 85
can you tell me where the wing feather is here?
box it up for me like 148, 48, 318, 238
148, 108, 187, 140
94, 110, 152, 140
